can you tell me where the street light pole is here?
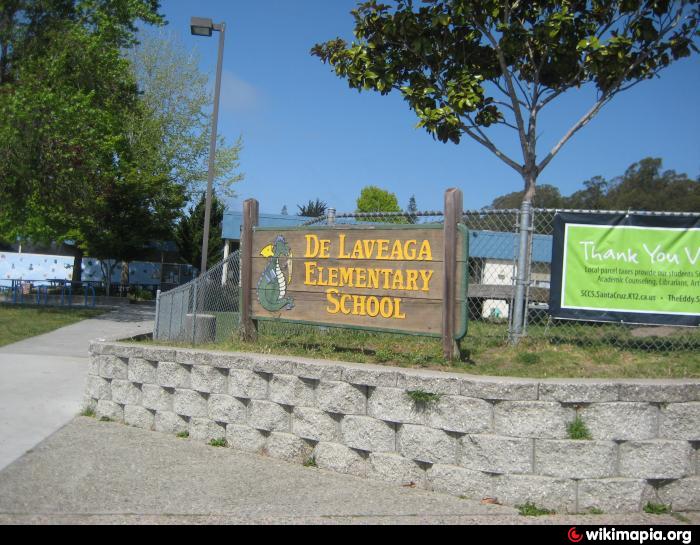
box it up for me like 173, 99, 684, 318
191, 17, 226, 276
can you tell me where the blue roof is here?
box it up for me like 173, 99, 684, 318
469, 230, 552, 263
222, 212, 315, 240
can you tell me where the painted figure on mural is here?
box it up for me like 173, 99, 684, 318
257, 235, 295, 312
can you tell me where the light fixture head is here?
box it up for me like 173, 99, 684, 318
190, 17, 214, 37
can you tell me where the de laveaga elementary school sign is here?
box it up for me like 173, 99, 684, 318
249, 224, 468, 338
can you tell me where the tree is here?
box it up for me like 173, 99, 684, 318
406, 194, 419, 223
175, 191, 226, 271
281, 205, 289, 215
0, 1, 167, 281
297, 199, 328, 217
490, 184, 565, 209
125, 29, 244, 201
356, 185, 408, 223
312, 1, 699, 204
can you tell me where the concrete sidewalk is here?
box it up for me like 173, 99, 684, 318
0, 306, 154, 470
1, 417, 694, 525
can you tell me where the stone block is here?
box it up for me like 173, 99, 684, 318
208, 394, 246, 424
313, 442, 368, 477
397, 374, 461, 395
88, 355, 100, 376
369, 453, 426, 487
398, 424, 456, 465
269, 375, 315, 406
157, 362, 191, 389
577, 479, 650, 514
494, 401, 574, 439
341, 416, 395, 452
293, 361, 343, 381
538, 382, 619, 403
659, 403, 700, 441
535, 440, 618, 479
228, 369, 268, 400
424, 396, 492, 434
86, 375, 111, 400
210, 353, 256, 371
619, 383, 700, 403
427, 464, 494, 500
264, 432, 314, 464
460, 378, 539, 401
99, 355, 128, 380
128, 358, 157, 384
191, 366, 227, 394
108, 344, 144, 359
253, 358, 296, 376
367, 387, 422, 424
154, 411, 189, 435
342, 367, 399, 388
96, 400, 124, 422
124, 405, 154, 430
190, 418, 226, 443
580, 403, 658, 441
494, 474, 577, 513
141, 385, 173, 412
657, 477, 700, 512
173, 389, 208, 418
226, 424, 267, 454
460, 434, 532, 474
316, 381, 366, 415
619, 440, 693, 479
292, 407, 338, 442
110, 380, 142, 406
248, 400, 290, 432
140, 347, 177, 362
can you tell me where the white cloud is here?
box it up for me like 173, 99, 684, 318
220, 70, 261, 113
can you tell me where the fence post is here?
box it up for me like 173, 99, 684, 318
241, 199, 259, 341
510, 200, 532, 344
192, 281, 198, 346
327, 207, 336, 226
154, 289, 161, 340
442, 188, 463, 361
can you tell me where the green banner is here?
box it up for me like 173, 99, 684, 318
562, 224, 700, 316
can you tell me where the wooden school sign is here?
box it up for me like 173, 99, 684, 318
241, 189, 468, 359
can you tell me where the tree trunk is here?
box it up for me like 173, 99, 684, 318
71, 247, 84, 284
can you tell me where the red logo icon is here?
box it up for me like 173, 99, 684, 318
568, 527, 584, 543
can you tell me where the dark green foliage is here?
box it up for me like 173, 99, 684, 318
313, 1, 699, 203
175, 191, 225, 271
209, 438, 228, 448
516, 352, 541, 365
406, 194, 419, 224
303, 457, 318, 468
517, 502, 556, 516
644, 502, 671, 515
406, 390, 442, 405
297, 199, 328, 218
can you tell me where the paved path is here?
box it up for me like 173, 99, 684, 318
0, 306, 154, 470
1, 418, 694, 525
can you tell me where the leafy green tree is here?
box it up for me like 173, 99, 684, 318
125, 29, 244, 201
175, 191, 226, 271
356, 185, 409, 223
565, 176, 610, 209
312, 0, 699, 204
297, 199, 328, 217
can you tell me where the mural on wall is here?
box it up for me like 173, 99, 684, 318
0, 252, 175, 287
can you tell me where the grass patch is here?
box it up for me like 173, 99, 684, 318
80, 408, 96, 418
644, 502, 671, 515
588, 507, 604, 515
303, 457, 318, 468
517, 502, 556, 516
567, 417, 592, 440
141, 318, 700, 379
209, 438, 228, 448
176, 431, 190, 439
99, 416, 112, 422
406, 390, 442, 406
0, 305, 105, 347
671, 512, 691, 524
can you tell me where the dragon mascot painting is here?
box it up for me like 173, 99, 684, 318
257, 235, 295, 312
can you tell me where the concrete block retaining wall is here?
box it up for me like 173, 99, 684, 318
85, 342, 700, 514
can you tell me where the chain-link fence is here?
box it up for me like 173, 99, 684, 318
154, 250, 241, 344
154, 207, 698, 352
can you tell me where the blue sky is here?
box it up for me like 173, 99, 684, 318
159, 0, 699, 215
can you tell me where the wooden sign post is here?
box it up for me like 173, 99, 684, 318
240, 190, 468, 358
